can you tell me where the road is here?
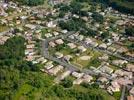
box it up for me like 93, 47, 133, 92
120, 86, 126, 100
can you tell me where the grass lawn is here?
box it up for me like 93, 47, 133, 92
59, 48, 73, 55
113, 91, 121, 100
0, 25, 9, 32
49, 44, 75, 56
13, 84, 34, 100
72, 49, 102, 69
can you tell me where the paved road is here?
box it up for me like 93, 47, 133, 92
120, 86, 126, 100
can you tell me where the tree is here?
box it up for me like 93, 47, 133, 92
101, 32, 109, 39
125, 26, 134, 36
70, 1, 83, 14
52, 85, 65, 97
127, 43, 134, 52
61, 78, 73, 88
13, 0, 44, 6
92, 12, 104, 23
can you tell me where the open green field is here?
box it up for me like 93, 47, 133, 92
13, 84, 34, 100
72, 48, 102, 69
0, 25, 9, 32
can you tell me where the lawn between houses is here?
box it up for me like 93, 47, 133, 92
71, 48, 102, 69
0, 25, 9, 32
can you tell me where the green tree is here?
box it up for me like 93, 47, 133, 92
61, 78, 73, 88
125, 26, 134, 36
92, 12, 104, 23
13, 0, 44, 6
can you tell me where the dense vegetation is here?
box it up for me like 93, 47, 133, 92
125, 26, 134, 37
0, 36, 41, 99
12, 0, 45, 6
75, 0, 134, 15
76, 0, 134, 15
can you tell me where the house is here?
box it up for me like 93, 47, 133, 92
55, 39, 64, 45
99, 54, 109, 61
59, 70, 71, 80
72, 72, 84, 78
16, 20, 21, 25
45, 33, 53, 38
26, 55, 35, 61
48, 65, 64, 75
20, 16, 28, 20
73, 14, 79, 18
98, 77, 108, 83
116, 20, 125, 26
90, 41, 98, 47
0, 5, 7, 16
49, 41, 56, 47
116, 47, 128, 54
81, 16, 88, 22
44, 63, 54, 70
84, 38, 92, 44
68, 35, 75, 39
73, 32, 79, 37
77, 35, 84, 41
26, 44, 35, 49
41, 59, 47, 64
47, 21, 57, 28
94, 23, 100, 28
61, 29, 68, 34
0, 36, 10, 45
115, 78, 133, 86
130, 87, 134, 96
126, 64, 134, 72
99, 43, 107, 49
27, 51, 36, 56
78, 46, 87, 52
112, 60, 128, 66
115, 69, 133, 79
64, 55, 73, 62
108, 81, 120, 92
55, 52, 63, 58
67, 43, 77, 49
107, 46, 116, 52
49, 0, 64, 5
99, 66, 113, 74
27, 40, 36, 44
36, 57, 45, 63
25, 49, 34, 55
73, 78, 83, 85
53, 32, 59, 36
127, 95, 134, 100
82, 74, 93, 83
25, 24, 36, 30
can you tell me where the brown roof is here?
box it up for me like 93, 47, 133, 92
127, 95, 134, 100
